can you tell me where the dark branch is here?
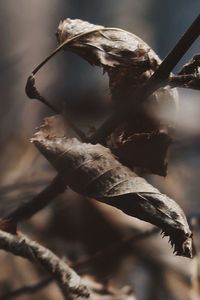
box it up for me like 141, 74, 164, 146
0, 277, 52, 300
0, 175, 66, 233
74, 227, 160, 273
148, 13, 200, 82
90, 14, 200, 144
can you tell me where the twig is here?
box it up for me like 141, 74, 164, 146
0, 227, 158, 300
147, 13, 200, 83
74, 227, 160, 273
25, 27, 131, 118
25, 75, 59, 113
0, 230, 90, 300
26, 75, 87, 140
0, 175, 66, 233
89, 13, 200, 144
0, 277, 52, 300
26, 14, 200, 145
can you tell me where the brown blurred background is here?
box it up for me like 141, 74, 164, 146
0, 1, 200, 299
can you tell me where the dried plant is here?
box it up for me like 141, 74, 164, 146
1, 13, 200, 300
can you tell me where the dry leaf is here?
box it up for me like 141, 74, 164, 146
109, 131, 171, 176
31, 116, 192, 258
56, 19, 178, 109
56, 18, 178, 176
170, 54, 200, 90
178, 54, 200, 76
107, 112, 173, 176
57, 18, 162, 97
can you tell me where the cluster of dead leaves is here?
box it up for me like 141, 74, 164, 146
30, 19, 193, 258
32, 114, 192, 258
56, 18, 179, 176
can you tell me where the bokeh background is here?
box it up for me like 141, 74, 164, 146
0, 1, 200, 299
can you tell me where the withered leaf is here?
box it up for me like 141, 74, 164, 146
108, 130, 171, 176
107, 112, 173, 176
56, 18, 178, 176
56, 18, 161, 96
170, 54, 200, 90
56, 19, 178, 108
178, 54, 200, 76
32, 116, 192, 258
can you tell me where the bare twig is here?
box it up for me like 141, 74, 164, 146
26, 14, 200, 145
0, 227, 158, 300
89, 13, 200, 144
0, 277, 52, 300
25, 75, 59, 113
0, 230, 90, 300
26, 75, 86, 140
74, 227, 160, 273
0, 174, 66, 233
146, 13, 200, 83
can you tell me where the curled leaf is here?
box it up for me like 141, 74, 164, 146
108, 128, 171, 176
25, 19, 178, 176
56, 18, 161, 97
56, 18, 178, 176
57, 18, 159, 68
31, 117, 193, 258
56, 18, 178, 111
168, 54, 200, 90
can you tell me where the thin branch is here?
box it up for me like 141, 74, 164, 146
0, 227, 158, 300
0, 230, 90, 300
0, 174, 66, 233
74, 227, 160, 273
26, 14, 200, 145
26, 75, 87, 140
25, 27, 129, 119
147, 13, 200, 83
0, 277, 52, 300
25, 75, 59, 113
89, 14, 200, 144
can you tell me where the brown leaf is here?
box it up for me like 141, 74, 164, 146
56, 19, 177, 107
168, 54, 200, 90
56, 18, 160, 97
109, 130, 171, 176
56, 18, 178, 176
31, 117, 193, 258
57, 18, 159, 69
107, 111, 173, 176
178, 54, 200, 76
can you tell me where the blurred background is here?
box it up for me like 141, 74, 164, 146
0, 1, 200, 299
